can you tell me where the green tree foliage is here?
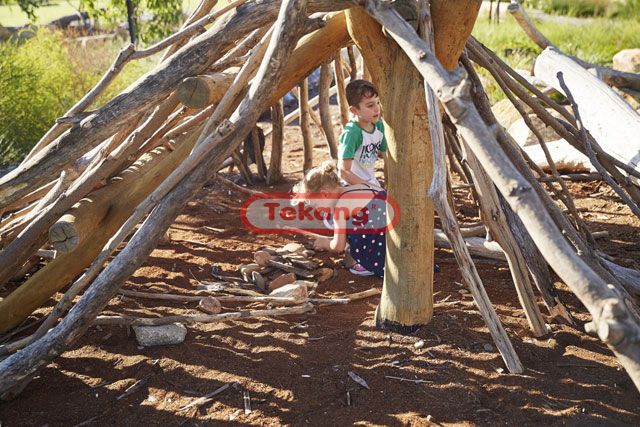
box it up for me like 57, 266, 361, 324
81, 0, 183, 44
0, 31, 154, 166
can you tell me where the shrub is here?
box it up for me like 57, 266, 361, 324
0, 30, 156, 166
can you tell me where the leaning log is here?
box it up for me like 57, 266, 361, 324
176, 72, 237, 109
0, 10, 351, 330
0, 135, 199, 333
534, 48, 640, 185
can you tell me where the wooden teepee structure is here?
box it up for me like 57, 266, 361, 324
0, 0, 639, 398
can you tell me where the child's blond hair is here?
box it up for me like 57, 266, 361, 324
292, 160, 341, 204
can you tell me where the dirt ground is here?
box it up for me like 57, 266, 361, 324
1, 116, 639, 426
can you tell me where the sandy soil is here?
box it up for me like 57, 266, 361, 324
1, 116, 639, 426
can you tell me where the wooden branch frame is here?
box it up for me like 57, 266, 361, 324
361, 0, 640, 390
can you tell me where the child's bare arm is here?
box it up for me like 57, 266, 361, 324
338, 159, 369, 185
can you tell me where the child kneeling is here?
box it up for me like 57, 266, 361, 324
293, 160, 387, 277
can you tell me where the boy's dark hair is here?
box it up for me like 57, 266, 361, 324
345, 79, 378, 107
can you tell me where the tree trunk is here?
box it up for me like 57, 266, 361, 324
318, 59, 339, 158
346, 0, 481, 333
346, 6, 435, 333
430, 0, 482, 71
299, 79, 314, 172
266, 100, 284, 185
333, 51, 350, 125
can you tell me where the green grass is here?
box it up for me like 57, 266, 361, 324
524, 0, 640, 18
471, 16, 640, 103
0, 1, 80, 26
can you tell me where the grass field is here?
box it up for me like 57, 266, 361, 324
0, 0, 201, 27
472, 15, 640, 102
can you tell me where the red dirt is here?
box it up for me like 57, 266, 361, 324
1, 118, 639, 426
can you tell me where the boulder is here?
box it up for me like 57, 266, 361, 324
133, 323, 187, 347
613, 49, 640, 74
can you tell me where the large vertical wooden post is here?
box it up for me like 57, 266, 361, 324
346, 1, 481, 333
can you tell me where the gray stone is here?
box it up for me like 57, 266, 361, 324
133, 322, 187, 347
613, 49, 640, 74
507, 111, 562, 147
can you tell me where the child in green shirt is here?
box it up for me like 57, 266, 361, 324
338, 80, 388, 188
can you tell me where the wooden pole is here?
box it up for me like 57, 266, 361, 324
299, 78, 314, 172
346, 45, 358, 80
266, 100, 284, 185
333, 50, 350, 125
251, 126, 267, 180
318, 59, 339, 158
346, 6, 434, 333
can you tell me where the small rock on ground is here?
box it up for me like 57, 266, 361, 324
133, 323, 187, 347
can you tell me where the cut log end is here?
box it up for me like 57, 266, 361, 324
48, 219, 80, 253
177, 73, 236, 109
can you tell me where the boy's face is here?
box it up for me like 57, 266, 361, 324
350, 93, 381, 125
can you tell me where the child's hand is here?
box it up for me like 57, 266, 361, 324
313, 236, 332, 251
